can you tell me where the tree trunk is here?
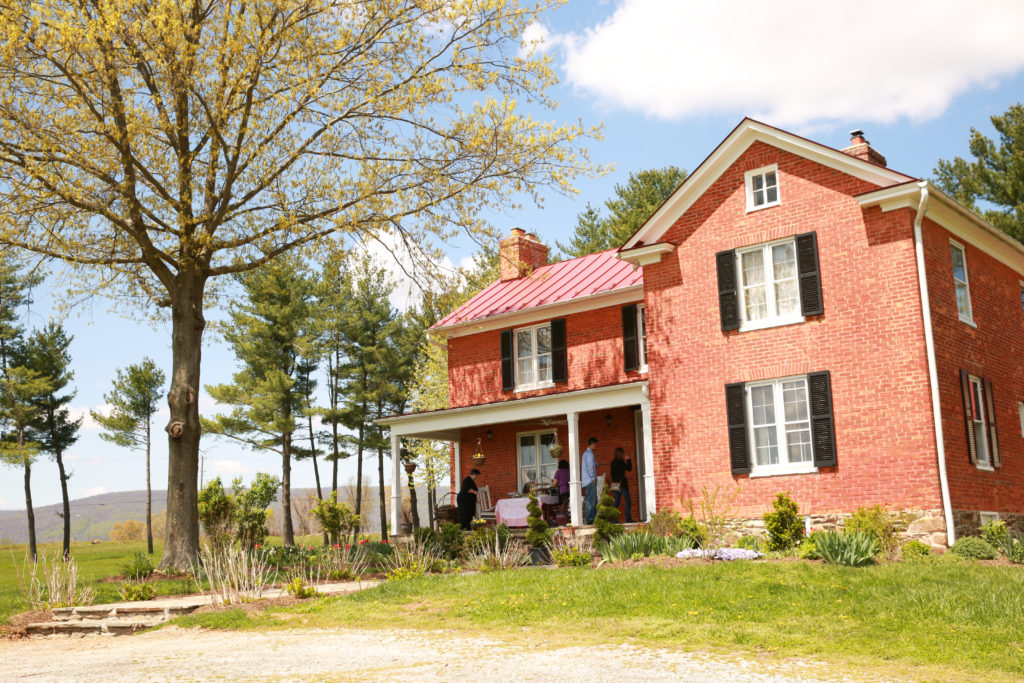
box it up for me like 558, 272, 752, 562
407, 471, 419, 528
377, 440, 388, 541
328, 348, 340, 496
354, 421, 364, 537
55, 446, 70, 560
146, 417, 153, 555
308, 415, 327, 546
281, 431, 294, 546
24, 457, 37, 562
160, 273, 206, 571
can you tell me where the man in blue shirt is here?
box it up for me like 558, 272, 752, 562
581, 437, 598, 525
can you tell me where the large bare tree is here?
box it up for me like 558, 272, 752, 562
0, 0, 595, 568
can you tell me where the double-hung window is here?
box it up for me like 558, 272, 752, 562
737, 238, 802, 329
745, 165, 779, 211
950, 240, 974, 324
518, 431, 557, 490
514, 323, 552, 390
967, 375, 991, 468
746, 376, 815, 476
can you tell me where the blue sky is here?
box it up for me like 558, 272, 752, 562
5, 0, 1024, 510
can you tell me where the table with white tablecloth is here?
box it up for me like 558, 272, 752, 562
493, 495, 560, 527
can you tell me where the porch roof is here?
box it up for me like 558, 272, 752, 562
377, 381, 649, 441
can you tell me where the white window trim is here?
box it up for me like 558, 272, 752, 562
745, 164, 780, 212
969, 374, 992, 470
737, 236, 806, 332
745, 374, 818, 477
513, 322, 554, 392
1019, 401, 1024, 439
637, 303, 648, 373
950, 239, 976, 327
979, 511, 1000, 525
516, 429, 557, 492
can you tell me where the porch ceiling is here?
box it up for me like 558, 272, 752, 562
377, 381, 649, 440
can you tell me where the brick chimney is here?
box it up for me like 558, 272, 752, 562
841, 129, 887, 167
499, 228, 549, 281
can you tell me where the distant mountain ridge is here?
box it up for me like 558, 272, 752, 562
0, 485, 448, 544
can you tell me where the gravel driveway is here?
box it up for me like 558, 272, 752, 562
0, 627, 848, 682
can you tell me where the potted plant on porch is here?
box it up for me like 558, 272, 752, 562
525, 491, 553, 565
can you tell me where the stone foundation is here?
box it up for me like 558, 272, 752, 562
721, 508, 949, 550
953, 510, 1024, 540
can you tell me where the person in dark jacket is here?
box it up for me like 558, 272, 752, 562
456, 469, 481, 530
610, 448, 633, 523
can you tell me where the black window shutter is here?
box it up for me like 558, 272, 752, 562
551, 319, 567, 384
808, 370, 837, 468
725, 382, 750, 474
622, 304, 639, 372
984, 378, 1001, 468
796, 232, 824, 317
716, 249, 740, 331
960, 369, 978, 466
500, 329, 514, 391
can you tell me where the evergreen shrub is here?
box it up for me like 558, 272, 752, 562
763, 492, 804, 552
950, 536, 997, 560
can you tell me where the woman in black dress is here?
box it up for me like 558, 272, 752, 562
456, 468, 481, 530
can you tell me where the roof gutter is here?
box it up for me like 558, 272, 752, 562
912, 181, 956, 546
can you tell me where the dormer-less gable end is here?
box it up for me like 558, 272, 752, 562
618, 119, 914, 263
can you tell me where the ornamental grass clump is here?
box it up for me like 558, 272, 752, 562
193, 544, 277, 605
598, 530, 662, 562
548, 532, 593, 568
383, 537, 443, 580
999, 533, 1024, 564
16, 552, 96, 609
813, 530, 877, 567
950, 536, 998, 560
763, 492, 804, 552
119, 551, 155, 580
469, 532, 530, 572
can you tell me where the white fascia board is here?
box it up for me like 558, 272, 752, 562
436, 284, 644, 339
859, 181, 1024, 277
377, 382, 649, 439
617, 243, 676, 267
622, 119, 912, 251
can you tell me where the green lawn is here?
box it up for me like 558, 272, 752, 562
172, 561, 1024, 680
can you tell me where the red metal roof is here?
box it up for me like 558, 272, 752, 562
434, 249, 643, 330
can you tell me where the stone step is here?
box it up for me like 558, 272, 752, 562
51, 604, 200, 621
25, 618, 164, 637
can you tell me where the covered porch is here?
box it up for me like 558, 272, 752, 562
379, 382, 655, 533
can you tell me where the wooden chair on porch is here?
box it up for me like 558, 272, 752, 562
476, 485, 497, 525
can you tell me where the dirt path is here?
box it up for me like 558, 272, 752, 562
0, 627, 846, 681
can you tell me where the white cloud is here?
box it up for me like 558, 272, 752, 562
83, 486, 107, 497
519, 21, 555, 57
356, 232, 459, 311
67, 404, 107, 431
557, 0, 1024, 127
209, 459, 252, 476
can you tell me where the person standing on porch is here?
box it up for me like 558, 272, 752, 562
582, 438, 598, 525
457, 469, 481, 530
610, 447, 633, 523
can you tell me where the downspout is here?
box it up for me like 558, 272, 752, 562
912, 181, 956, 545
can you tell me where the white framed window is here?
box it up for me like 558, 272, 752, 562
747, 375, 817, 476
968, 375, 992, 469
637, 304, 648, 371
745, 164, 780, 211
1018, 401, 1024, 439
950, 240, 974, 325
979, 511, 1000, 526
737, 237, 803, 331
514, 323, 553, 390
517, 430, 557, 491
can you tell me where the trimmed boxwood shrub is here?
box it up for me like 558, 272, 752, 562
763, 492, 804, 552
950, 536, 997, 560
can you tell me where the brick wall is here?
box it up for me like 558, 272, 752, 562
925, 217, 1024, 517
643, 141, 943, 519
447, 304, 646, 408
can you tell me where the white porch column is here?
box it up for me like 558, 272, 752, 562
567, 411, 581, 526
452, 440, 461, 495
390, 432, 402, 536
641, 387, 657, 519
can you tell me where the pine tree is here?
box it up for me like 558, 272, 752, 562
20, 323, 82, 558
934, 103, 1024, 243
91, 357, 165, 555
203, 256, 314, 546
558, 166, 688, 257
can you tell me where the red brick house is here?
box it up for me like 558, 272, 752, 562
380, 119, 1024, 546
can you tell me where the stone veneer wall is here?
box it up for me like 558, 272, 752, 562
953, 509, 1024, 540
720, 508, 949, 550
